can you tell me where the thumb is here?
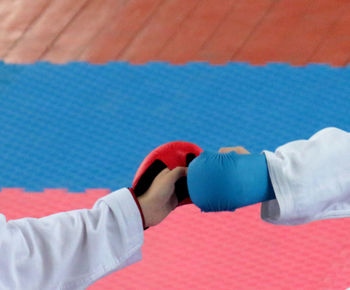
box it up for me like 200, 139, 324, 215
164, 166, 187, 184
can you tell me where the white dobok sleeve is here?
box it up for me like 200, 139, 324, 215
0, 188, 144, 290
261, 127, 350, 225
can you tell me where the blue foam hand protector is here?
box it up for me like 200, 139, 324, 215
187, 150, 275, 212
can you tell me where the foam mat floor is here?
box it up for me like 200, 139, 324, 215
0, 61, 349, 289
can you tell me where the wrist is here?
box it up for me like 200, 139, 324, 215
137, 195, 150, 228
129, 188, 148, 230
260, 153, 275, 201
236, 152, 275, 205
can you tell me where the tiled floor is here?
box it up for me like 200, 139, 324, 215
1, 0, 350, 66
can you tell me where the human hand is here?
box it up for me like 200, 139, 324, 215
218, 146, 250, 154
137, 167, 187, 228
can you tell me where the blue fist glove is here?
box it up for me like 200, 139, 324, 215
187, 150, 275, 212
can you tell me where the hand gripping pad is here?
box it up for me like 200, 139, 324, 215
132, 141, 203, 206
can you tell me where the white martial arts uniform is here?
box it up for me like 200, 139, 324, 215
262, 127, 350, 225
0, 188, 144, 289
1, 126, 349, 289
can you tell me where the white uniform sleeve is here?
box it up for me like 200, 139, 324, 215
261, 127, 350, 225
0, 187, 144, 290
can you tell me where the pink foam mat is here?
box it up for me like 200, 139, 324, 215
1, 189, 349, 289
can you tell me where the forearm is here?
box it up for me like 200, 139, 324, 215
262, 127, 350, 225
0, 188, 144, 289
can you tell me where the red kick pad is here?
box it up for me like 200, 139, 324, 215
132, 141, 203, 206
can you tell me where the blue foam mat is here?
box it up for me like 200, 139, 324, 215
0, 61, 349, 191
0, 62, 25, 96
